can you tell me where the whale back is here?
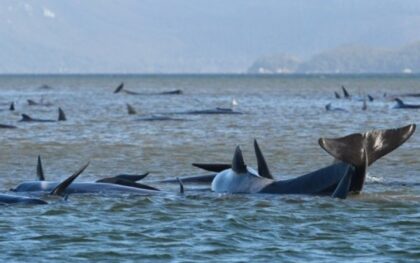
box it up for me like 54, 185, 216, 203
211, 146, 273, 193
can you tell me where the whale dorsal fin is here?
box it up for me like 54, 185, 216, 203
367, 94, 374, 102
27, 99, 37, 105
192, 163, 231, 172
325, 103, 332, 111
37, 155, 45, 181
126, 104, 137, 115
232, 146, 247, 173
58, 107, 66, 121
21, 114, 33, 121
114, 82, 124, 93
9, 102, 14, 111
334, 92, 341, 99
114, 173, 149, 182
342, 86, 350, 98
394, 98, 405, 107
253, 139, 273, 179
50, 162, 89, 196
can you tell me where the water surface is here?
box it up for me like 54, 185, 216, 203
0, 74, 419, 262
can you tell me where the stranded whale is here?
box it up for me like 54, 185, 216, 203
11, 156, 160, 194
1, 162, 89, 205
19, 108, 66, 122
114, 82, 182, 95
186, 125, 415, 198
393, 98, 420, 109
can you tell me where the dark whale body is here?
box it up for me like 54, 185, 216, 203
393, 98, 420, 109
12, 181, 159, 195
19, 108, 66, 122
167, 107, 243, 115
0, 194, 47, 205
114, 82, 182, 95
188, 125, 415, 199
13, 157, 160, 194
325, 103, 348, 112
0, 124, 17, 129
2, 162, 90, 205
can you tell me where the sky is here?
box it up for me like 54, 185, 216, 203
1, 0, 420, 73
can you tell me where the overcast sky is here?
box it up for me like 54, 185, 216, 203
1, 0, 420, 73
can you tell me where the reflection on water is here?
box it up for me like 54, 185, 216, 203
0, 74, 419, 261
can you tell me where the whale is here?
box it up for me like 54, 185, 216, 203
0, 124, 17, 129
1, 161, 89, 205
125, 104, 187, 121
27, 99, 53, 107
11, 156, 161, 194
136, 115, 188, 122
113, 82, 182, 95
325, 103, 348, 112
186, 125, 415, 198
208, 141, 356, 199
19, 107, 66, 122
167, 107, 243, 115
393, 98, 420, 109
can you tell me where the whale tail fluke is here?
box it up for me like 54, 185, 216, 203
37, 155, 45, 181
50, 162, 90, 196
319, 124, 415, 192
319, 124, 416, 167
114, 82, 124, 93
58, 108, 66, 121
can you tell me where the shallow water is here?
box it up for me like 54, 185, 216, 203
0, 74, 419, 262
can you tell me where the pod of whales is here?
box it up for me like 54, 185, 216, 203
114, 82, 182, 95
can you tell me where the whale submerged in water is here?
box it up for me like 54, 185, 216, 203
188, 124, 416, 199
114, 82, 182, 95
1, 162, 89, 205
11, 156, 160, 194
19, 108, 66, 122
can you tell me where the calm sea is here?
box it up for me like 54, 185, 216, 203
0, 74, 419, 262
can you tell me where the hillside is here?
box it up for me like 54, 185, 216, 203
249, 42, 420, 74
